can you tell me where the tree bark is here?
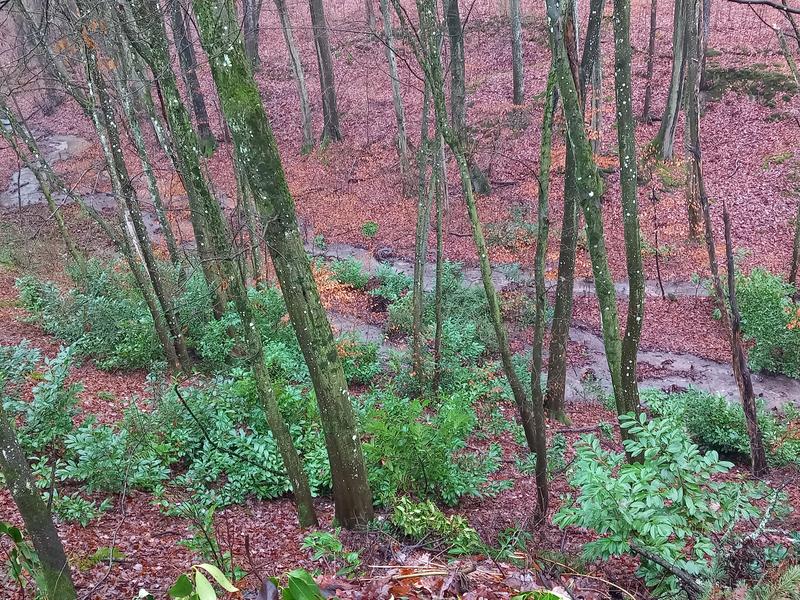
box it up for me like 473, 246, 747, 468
790, 200, 800, 286
685, 0, 767, 476
652, 0, 687, 160
366, 0, 376, 32
380, 0, 412, 193
530, 66, 556, 519
193, 0, 374, 528
612, 0, 645, 415
642, 0, 658, 121
275, 0, 315, 153
412, 83, 432, 392
171, 0, 216, 154
309, 0, 342, 142
510, 0, 525, 104
432, 132, 446, 396
242, 0, 265, 69
0, 404, 77, 600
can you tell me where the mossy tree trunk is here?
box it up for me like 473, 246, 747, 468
612, 0, 645, 415
0, 404, 76, 600
171, 0, 216, 154
530, 66, 556, 518
642, 0, 658, 121
275, 0, 315, 153
193, 0, 374, 529
122, 0, 319, 525
309, 0, 342, 142
432, 132, 446, 396
546, 0, 626, 415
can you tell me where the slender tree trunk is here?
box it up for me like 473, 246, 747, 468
612, 0, 645, 415
547, 0, 625, 412
544, 147, 578, 422
0, 404, 77, 600
309, 0, 342, 142
380, 0, 412, 193
432, 132, 446, 396
510, 0, 525, 104
193, 0, 374, 528
242, 0, 264, 69
412, 84, 432, 392
171, 0, 216, 154
777, 28, 800, 85
275, 0, 315, 153
684, 0, 767, 476
652, 0, 687, 159
579, 0, 604, 101
642, 0, 657, 121
530, 66, 556, 520
366, 0, 376, 32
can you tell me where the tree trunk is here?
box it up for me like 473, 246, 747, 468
612, 0, 645, 416
685, 0, 767, 476
432, 132, 446, 396
790, 200, 800, 286
243, 0, 264, 69
642, 0, 657, 121
275, 0, 315, 153
125, 0, 319, 525
380, 0, 412, 193
171, 0, 216, 154
652, 0, 687, 160
83, 30, 191, 372
309, 0, 342, 142
547, 0, 625, 413
366, 0, 376, 32
0, 405, 77, 600
412, 84, 432, 392
193, 0, 374, 529
544, 147, 578, 423
510, 0, 524, 104
579, 0, 604, 101
530, 66, 556, 519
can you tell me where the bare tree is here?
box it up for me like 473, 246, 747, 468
510, 0, 525, 104
309, 0, 342, 142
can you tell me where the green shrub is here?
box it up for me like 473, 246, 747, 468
363, 390, 500, 506
301, 529, 361, 576
330, 258, 370, 289
555, 413, 766, 597
361, 221, 379, 239
736, 269, 800, 378
646, 387, 800, 466
51, 492, 112, 527
370, 264, 412, 303
390, 497, 482, 555
337, 335, 381, 385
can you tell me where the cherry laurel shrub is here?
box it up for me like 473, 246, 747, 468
554, 413, 767, 597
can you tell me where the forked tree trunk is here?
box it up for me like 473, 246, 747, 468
685, 0, 767, 476
642, 0, 657, 121
275, 0, 315, 153
612, 0, 644, 415
193, 0, 374, 529
546, 0, 625, 415
412, 84, 432, 391
510, 0, 524, 104
309, 0, 342, 142
0, 404, 77, 600
125, 0, 318, 525
380, 0, 412, 193
171, 0, 216, 154
652, 0, 687, 159
530, 66, 556, 519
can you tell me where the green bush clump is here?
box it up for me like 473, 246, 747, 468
370, 264, 412, 303
330, 257, 370, 289
645, 387, 800, 466
363, 389, 500, 506
337, 335, 381, 385
736, 268, 800, 379
555, 413, 767, 597
390, 497, 482, 555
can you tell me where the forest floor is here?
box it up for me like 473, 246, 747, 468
1, 0, 799, 597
